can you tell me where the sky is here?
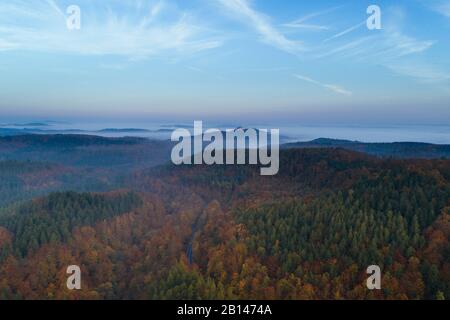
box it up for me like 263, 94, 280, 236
0, 0, 450, 125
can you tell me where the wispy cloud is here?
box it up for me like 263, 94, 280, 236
323, 21, 366, 42
314, 7, 437, 83
293, 6, 342, 23
216, 0, 305, 54
386, 63, 450, 83
0, 0, 222, 58
315, 36, 374, 59
282, 23, 329, 31
293, 74, 352, 96
373, 32, 434, 59
45, 0, 64, 18
301, 3, 439, 88
440, 3, 450, 17
282, 6, 341, 31
428, 0, 450, 18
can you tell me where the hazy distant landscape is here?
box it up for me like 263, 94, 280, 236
2, 121, 450, 144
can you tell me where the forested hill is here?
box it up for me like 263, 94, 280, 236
0, 191, 142, 257
1, 134, 448, 168
0, 134, 146, 146
0, 134, 173, 168
0, 134, 172, 208
283, 138, 450, 159
125, 148, 449, 300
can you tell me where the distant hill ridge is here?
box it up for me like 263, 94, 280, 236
0, 134, 449, 160
0, 134, 146, 147
283, 138, 450, 159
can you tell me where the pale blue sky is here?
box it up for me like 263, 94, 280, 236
0, 0, 450, 125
